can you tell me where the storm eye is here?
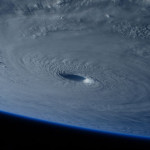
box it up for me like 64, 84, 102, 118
59, 73, 86, 82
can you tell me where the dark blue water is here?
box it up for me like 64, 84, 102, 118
60, 73, 86, 82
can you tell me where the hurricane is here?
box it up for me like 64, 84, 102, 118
0, 0, 150, 136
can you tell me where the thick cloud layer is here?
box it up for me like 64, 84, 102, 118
0, 0, 150, 136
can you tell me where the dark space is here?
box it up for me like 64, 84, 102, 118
0, 112, 150, 149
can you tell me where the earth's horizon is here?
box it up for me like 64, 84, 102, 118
0, 0, 150, 137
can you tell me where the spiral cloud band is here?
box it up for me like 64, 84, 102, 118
0, 0, 150, 136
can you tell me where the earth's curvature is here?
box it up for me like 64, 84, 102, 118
0, 0, 150, 137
